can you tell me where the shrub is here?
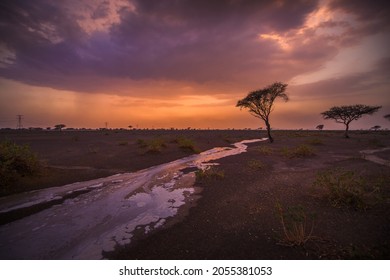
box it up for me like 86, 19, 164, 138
0, 141, 41, 194
247, 159, 265, 170
313, 168, 367, 209
173, 137, 200, 153
275, 202, 315, 246
281, 144, 315, 158
254, 146, 273, 155
136, 139, 148, 148
136, 138, 167, 153
307, 138, 323, 145
195, 166, 225, 181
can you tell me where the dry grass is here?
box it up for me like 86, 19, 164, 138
195, 166, 225, 181
275, 202, 316, 246
280, 144, 315, 158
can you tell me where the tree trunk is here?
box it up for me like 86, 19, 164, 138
265, 120, 273, 143
344, 123, 350, 138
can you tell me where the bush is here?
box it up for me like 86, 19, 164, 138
195, 166, 225, 181
136, 138, 167, 153
0, 141, 41, 194
275, 202, 315, 246
281, 144, 315, 158
307, 138, 323, 145
247, 159, 265, 170
173, 137, 200, 153
313, 168, 367, 209
254, 146, 273, 155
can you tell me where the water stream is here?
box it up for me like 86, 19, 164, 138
0, 138, 266, 259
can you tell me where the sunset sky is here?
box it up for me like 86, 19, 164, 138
0, 0, 389, 130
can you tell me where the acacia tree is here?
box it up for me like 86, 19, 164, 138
316, 124, 324, 130
54, 124, 66, 131
236, 82, 288, 143
370, 125, 381, 131
321, 104, 381, 138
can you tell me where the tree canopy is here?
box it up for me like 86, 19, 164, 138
54, 124, 66, 131
236, 82, 288, 143
321, 104, 381, 138
316, 124, 324, 130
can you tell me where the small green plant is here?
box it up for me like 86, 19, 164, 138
136, 139, 148, 148
173, 137, 200, 153
313, 168, 368, 209
195, 166, 225, 181
0, 141, 41, 194
254, 146, 273, 155
307, 138, 323, 145
146, 138, 167, 153
247, 159, 265, 170
281, 144, 315, 158
275, 202, 315, 246
136, 138, 167, 153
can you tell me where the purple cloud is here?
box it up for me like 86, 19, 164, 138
0, 0, 388, 98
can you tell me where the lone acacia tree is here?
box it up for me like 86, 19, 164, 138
321, 104, 381, 138
236, 82, 288, 143
54, 124, 66, 131
316, 124, 324, 130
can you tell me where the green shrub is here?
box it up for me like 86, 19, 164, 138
313, 168, 367, 209
136, 138, 167, 153
0, 141, 41, 194
136, 139, 148, 148
254, 146, 273, 155
173, 137, 200, 153
281, 144, 315, 158
307, 138, 323, 145
247, 159, 265, 170
195, 166, 225, 181
275, 202, 315, 246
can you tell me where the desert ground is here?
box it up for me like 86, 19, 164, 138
0, 129, 389, 259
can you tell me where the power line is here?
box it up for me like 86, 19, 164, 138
17, 115, 23, 129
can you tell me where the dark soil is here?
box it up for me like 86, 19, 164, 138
0, 129, 259, 196
1, 129, 389, 259
105, 130, 390, 259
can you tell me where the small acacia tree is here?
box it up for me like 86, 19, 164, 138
316, 124, 324, 130
370, 125, 381, 131
54, 124, 66, 131
321, 104, 381, 138
236, 82, 288, 143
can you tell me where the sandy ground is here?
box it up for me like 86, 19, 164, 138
1, 129, 389, 259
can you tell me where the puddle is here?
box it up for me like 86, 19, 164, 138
0, 138, 266, 259
360, 147, 390, 167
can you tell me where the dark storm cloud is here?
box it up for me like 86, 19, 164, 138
330, 0, 390, 24
0, 0, 322, 92
291, 56, 390, 102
